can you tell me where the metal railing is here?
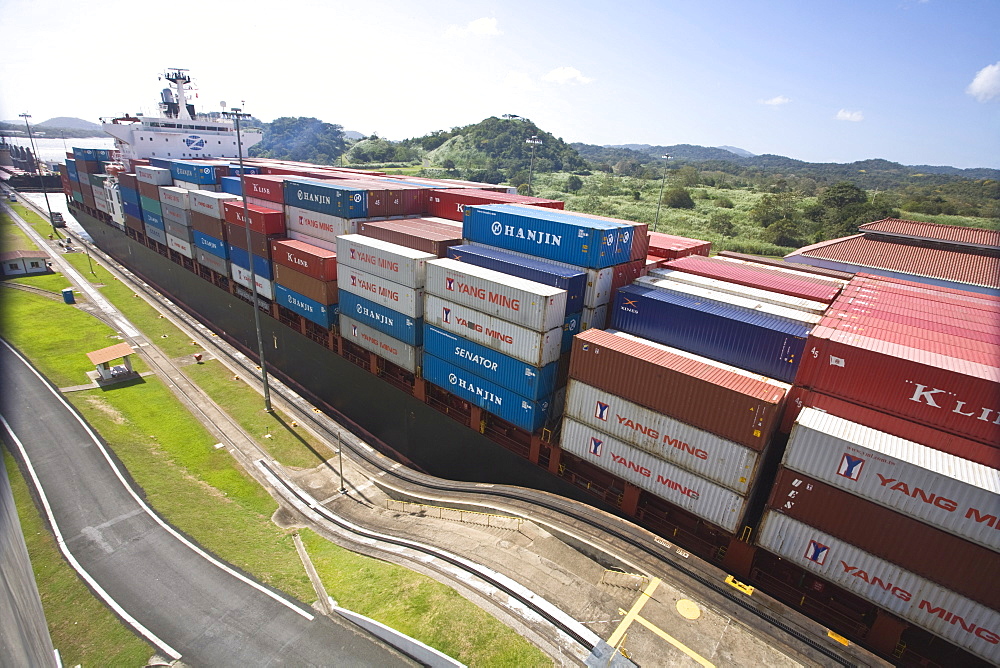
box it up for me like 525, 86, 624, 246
386, 499, 524, 531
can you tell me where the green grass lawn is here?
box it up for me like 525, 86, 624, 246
4, 451, 154, 666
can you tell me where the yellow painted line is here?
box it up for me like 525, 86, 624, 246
607, 576, 660, 647
631, 613, 716, 668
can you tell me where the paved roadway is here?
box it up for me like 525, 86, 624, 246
0, 341, 417, 667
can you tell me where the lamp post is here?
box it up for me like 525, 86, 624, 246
19, 113, 57, 235
525, 135, 542, 196
222, 106, 273, 413
653, 154, 671, 232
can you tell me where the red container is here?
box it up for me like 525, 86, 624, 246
843, 276, 1000, 319
717, 250, 853, 280
190, 211, 227, 240
767, 468, 999, 610
426, 189, 565, 222
858, 272, 1000, 307
137, 181, 160, 200
332, 179, 426, 217
819, 312, 1000, 360
781, 387, 999, 468
271, 239, 337, 282
569, 329, 789, 450
794, 325, 1000, 447
272, 264, 338, 305
118, 173, 139, 190
665, 255, 842, 303
242, 175, 287, 204
608, 258, 647, 305
223, 201, 285, 236
124, 214, 144, 234
830, 292, 1000, 336
648, 232, 712, 259
357, 218, 463, 257
225, 223, 277, 258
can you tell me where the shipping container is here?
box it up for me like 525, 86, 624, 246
647, 232, 712, 259
273, 264, 338, 306
228, 246, 273, 281
170, 161, 219, 185
425, 258, 567, 332
192, 230, 229, 259
144, 223, 167, 245
189, 190, 239, 219
611, 284, 811, 384
220, 176, 243, 196
143, 210, 165, 230
666, 255, 842, 303
424, 295, 562, 368
136, 165, 172, 186
164, 219, 193, 241
829, 292, 1000, 339
783, 408, 1000, 551
191, 211, 227, 240
780, 387, 1000, 469
357, 218, 464, 257
271, 239, 337, 282
565, 380, 761, 494
794, 325, 1000, 447
285, 204, 355, 244
283, 179, 367, 218
648, 268, 829, 315
426, 188, 565, 221
561, 311, 580, 353
166, 233, 193, 258
717, 250, 854, 281
140, 196, 162, 217
174, 180, 217, 192
161, 202, 191, 227
224, 223, 276, 259
755, 512, 1000, 665
560, 418, 749, 532
767, 467, 999, 610
337, 291, 422, 346
196, 249, 228, 275
288, 230, 336, 252
547, 209, 649, 262
274, 284, 336, 329
123, 214, 144, 234
341, 315, 420, 372
569, 329, 789, 450
158, 186, 189, 209
817, 312, 1000, 362
223, 201, 285, 236
337, 234, 436, 289
231, 263, 274, 300
423, 324, 558, 401
242, 174, 287, 203
581, 304, 608, 330
423, 355, 555, 433
337, 264, 423, 319
463, 204, 634, 269
849, 273, 1000, 314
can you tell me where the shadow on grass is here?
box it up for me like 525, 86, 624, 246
269, 411, 337, 472
97, 375, 146, 392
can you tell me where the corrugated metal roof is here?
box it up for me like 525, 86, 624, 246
0, 250, 50, 261
860, 218, 1000, 249
791, 234, 1000, 289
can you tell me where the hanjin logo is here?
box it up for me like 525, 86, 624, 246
442, 307, 452, 323
589, 437, 603, 457
448, 373, 458, 385
837, 453, 865, 481
491, 222, 503, 235
446, 277, 455, 291
804, 540, 830, 565
594, 401, 610, 421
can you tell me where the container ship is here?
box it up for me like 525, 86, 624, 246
54, 71, 999, 668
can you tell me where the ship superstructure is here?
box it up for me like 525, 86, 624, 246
101, 69, 261, 166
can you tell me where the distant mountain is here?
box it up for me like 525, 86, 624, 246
717, 145, 755, 158
343, 130, 365, 141
38, 117, 101, 132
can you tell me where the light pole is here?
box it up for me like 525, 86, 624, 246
525, 135, 542, 196
222, 106, 273, 413
653, 154, 671, 232
19, 113, 57, 236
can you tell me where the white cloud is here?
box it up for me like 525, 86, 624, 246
542, 67, 594, 85
760, 95, 790, 107
836, 109, 864, 122
967, 61, 1000, 102
445, 17, 501, 38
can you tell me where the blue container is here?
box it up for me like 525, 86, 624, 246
120, 186, 140, 207
143, 210, 165, 230
220, 176, 243, 196
170, 161, 218, 185
145, 223, 167, 245
123, 200, 142, 220
148, 157, 172, 170
228, 165, 260, 175
610, 284, 810, 384
422, 324, 558, 401
562, 311, 581, 354
72, 147, 97, 161
283, 180, 368, 218
94, 149, 111, 162
66, 159, 79, 181
275, 285, 336, 328
140, 196, 162, 216
192, 230, 228, 259
446, 244, 586, 313
228, 245, 273, 280
338, 291, 422, 346
463, 204, 633, 269
422, 354, 554, 433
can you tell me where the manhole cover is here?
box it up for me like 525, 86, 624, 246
676, 599, 701, 620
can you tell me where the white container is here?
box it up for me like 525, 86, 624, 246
646, 269, 828, 315
581, 304, 608, 330
161, 202, 191, 227
164, 219, 193, 241
285, 204, 355, 243
135, 166, 172, 185
783, 408, 1000, 551
560, 418, 749, 532
231, 263, 274, 300
189, 191, 239, 219
94, 198, 110, 214
289, 230, 337, 252
337, 234, 436, 288
92, 188, 108, 204
337, 264, 423, 318
196, 249, 228, 275
173, 179, 213, 191
247, 195, 281, 211
166, 233, 194, 259
565, 380, 761, 494
756, 511, 1000, 665
339, 315, 421, 373
158, 186, 190, 209
425, 294, 562, 368
425, 258, 567, 332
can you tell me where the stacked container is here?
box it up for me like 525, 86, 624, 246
189, 190, 239, 273
646, 232, 712, 260
223, 200, 283, 300
135, 165, 172, 244
158, 186, 195, 258
357, 218, 464, 257
271, 239, 338, 329
426, 188, 565, 222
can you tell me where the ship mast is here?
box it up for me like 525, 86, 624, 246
163, 68, 193, 120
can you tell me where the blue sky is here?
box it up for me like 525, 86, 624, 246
2, 0, 998, 168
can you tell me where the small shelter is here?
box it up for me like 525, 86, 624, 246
86, 342, 136, 382
1, 250, 50, 276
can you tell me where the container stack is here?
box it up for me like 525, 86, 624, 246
646, 232, 712, 266
283, 179, 359, 251
159, 185, 195, 258
136, 165, 172, 245
426, 188, 565, 222
189, 189, 239, 275
357, 218, 464, 257
421, 258, 568, 432
223, 199, 283, 300
271, 239, 339, 330
117, 172, 143, 234
560, 328, 791, 533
